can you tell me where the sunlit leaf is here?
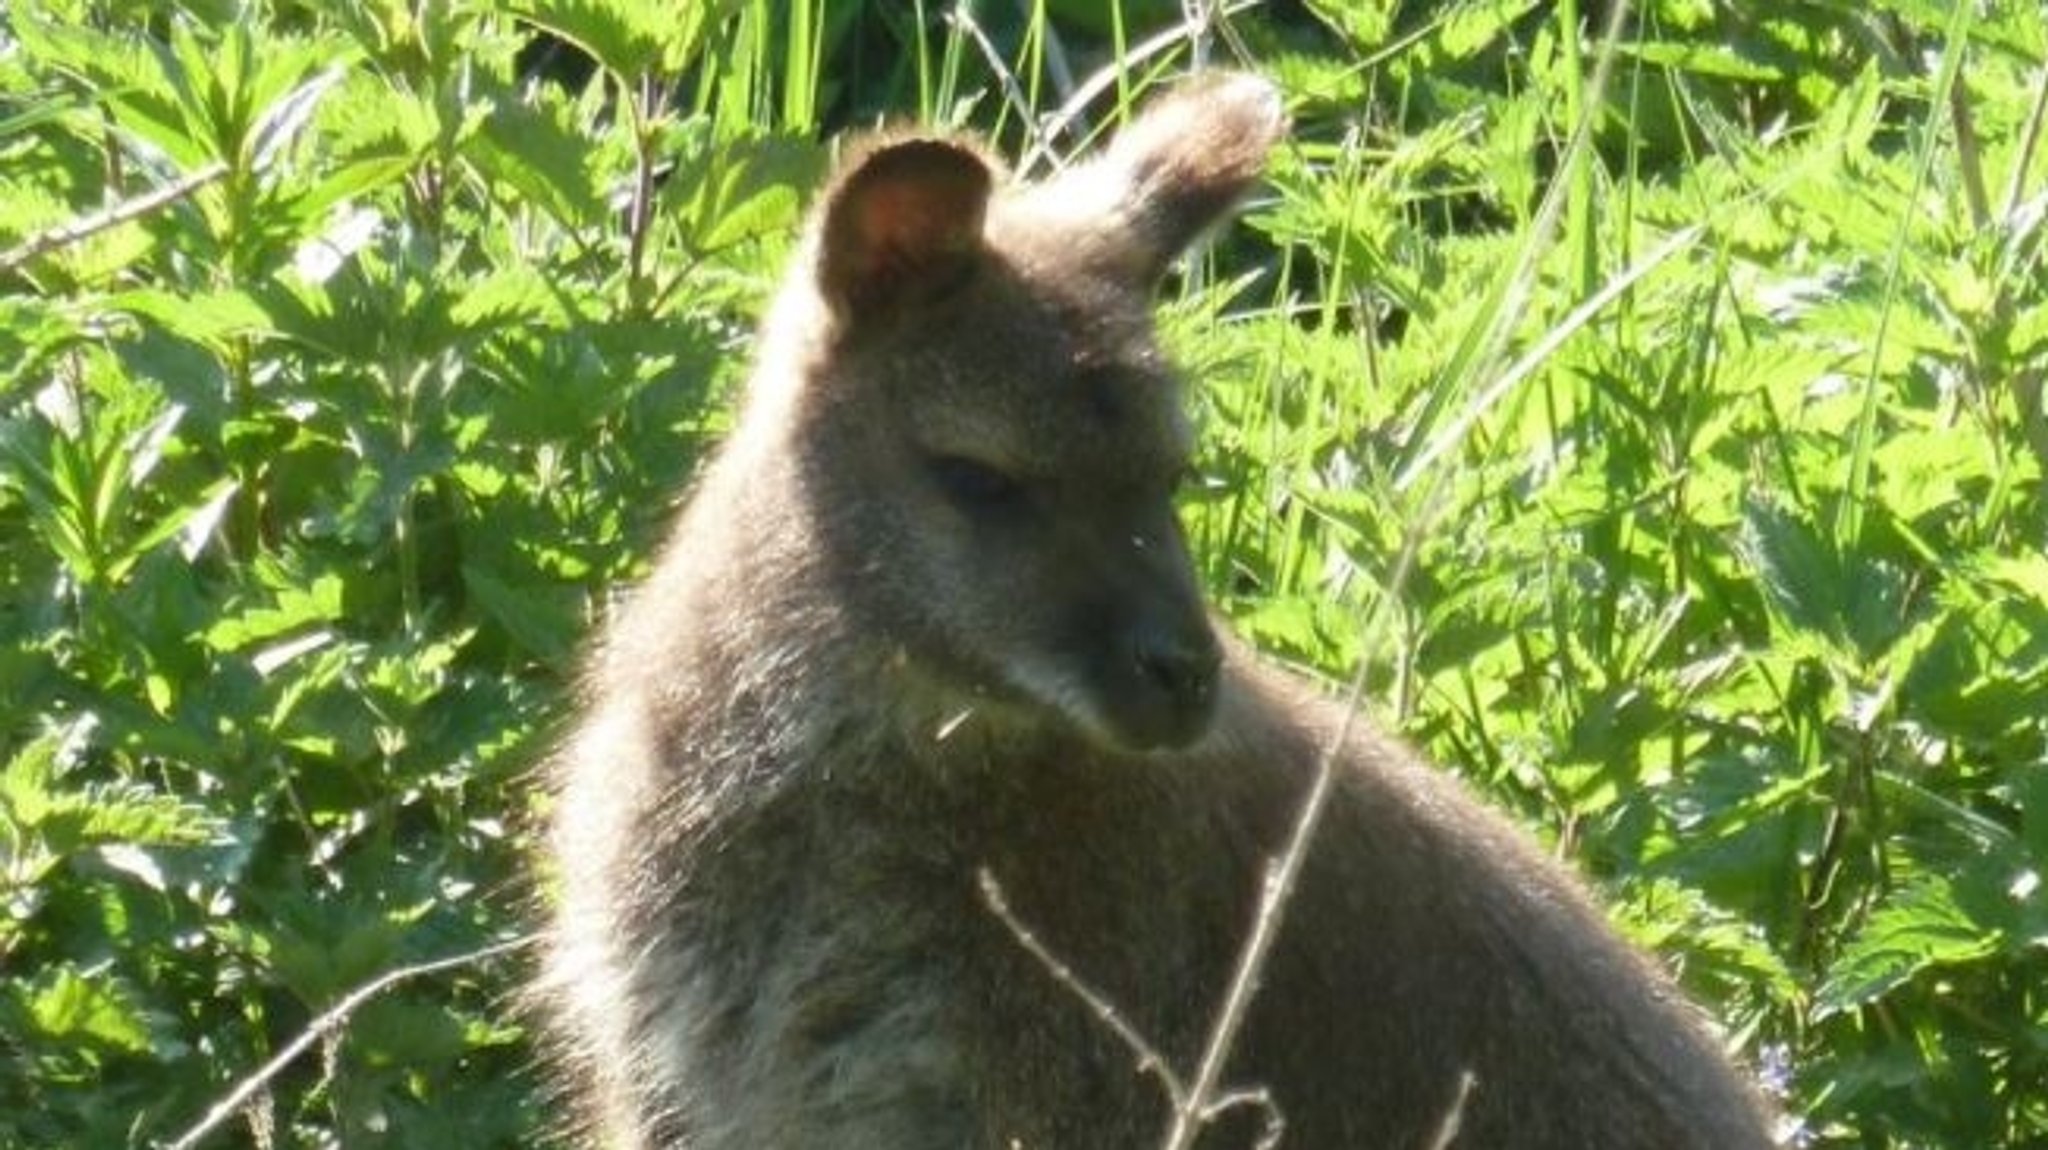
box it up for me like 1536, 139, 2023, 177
1817, 877, 2002, 1016
22, 966, 155, 1054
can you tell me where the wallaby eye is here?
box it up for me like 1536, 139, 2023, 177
926, 454, 1025, 510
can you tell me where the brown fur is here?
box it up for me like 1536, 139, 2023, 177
538, 74, 1779, 1149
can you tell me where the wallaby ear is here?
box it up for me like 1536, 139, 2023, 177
817, 137, 996, 318
1084, 72, 1287, 283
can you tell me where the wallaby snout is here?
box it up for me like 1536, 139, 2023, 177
1124, 604, 1221, 749
1047, 506, 1221, 752
1106, 516, 1220, 750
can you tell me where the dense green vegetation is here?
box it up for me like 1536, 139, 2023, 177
2, 1, 2043, 1146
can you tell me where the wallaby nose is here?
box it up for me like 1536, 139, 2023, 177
1134, 625, 1221, 713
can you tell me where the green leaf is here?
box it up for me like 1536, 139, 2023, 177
1980, 553, 2048, 607
76, 780, 222, 848
680, 131, 820, 253
13, 17, 205, 166
0, 297, 80, 397
106, 476, 237, 576
1617, 40, 1785, 83
1301, 0, 1395, 48
1872, 425, 1990, 523
469, 95, 610, 232
1440, 0, 1541, 60
102, 288, 275, 354
350, 995, 470, 1066
1738, 493, 1845, 645
23, 966, 154, 1055
450, 265, 579, 333
0, 736, 64, 831
1817, 876, 2002, 1016
462, 561, 580, 663
204, 569, 348, 653
507, 0, 730, 81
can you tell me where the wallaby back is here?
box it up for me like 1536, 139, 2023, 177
539, 73, 1779, 1149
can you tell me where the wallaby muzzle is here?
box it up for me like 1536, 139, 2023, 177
1120, 602, 1221, 749
1073, 517, 1220, 752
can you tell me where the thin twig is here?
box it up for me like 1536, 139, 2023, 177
1183, 0, 1215, 72
977, 870, 1188, 1105
1202, 1085, 1285, 1148
1948, 66, 1990, 232
1422, 1071, 1479, 1150
0, 160, 227, 276
1156, 519, 1414, 1150
626, 69, 663, 311
1179, 0, 1254, 75
162, 935, 534, 1150
2002, 62, 2048, 222
947, 3, 1054, 161
1021, 0, 1078, 105
1017, 0, 1264, 175
982, 870, 1285, 1144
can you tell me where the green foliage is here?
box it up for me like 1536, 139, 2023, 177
3, 0, 2043, 1146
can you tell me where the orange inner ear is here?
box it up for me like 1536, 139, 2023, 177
824, 140, 992, 312
857, 180, 969, 274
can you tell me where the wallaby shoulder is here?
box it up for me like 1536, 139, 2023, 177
1206, 651, 1775, 1146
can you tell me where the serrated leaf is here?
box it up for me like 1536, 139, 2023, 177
1817, 877, 2001, 1016
1979, 553, 2048, 606
1618, 40, 1785, 82
450, 265, 577, 332
13, 17, 205, 166
1301, 0, 1394, 48
25, 967, 153, 1054
104, 288, 275, 351
470, 96, 609, 232
77, 781, 221, 847
1440, 0, 1541, 60
107, 476, 237, 580
507, 0, 727, 81
1, 737, 62, 829
685, 132, 821, 252
205, 571, 347, 652
1872, 426, 1990, 522
0, 297, 81, 395
463, 561, 579, 663
1738, 493, 1846, 643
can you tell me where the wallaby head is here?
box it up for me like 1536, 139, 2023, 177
751, 74, 1288, 753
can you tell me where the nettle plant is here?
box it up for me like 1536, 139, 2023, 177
2, 1, 816, 1144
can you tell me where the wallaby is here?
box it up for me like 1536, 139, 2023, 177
539, 73, 1779, 1149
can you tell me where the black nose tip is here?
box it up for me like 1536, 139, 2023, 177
1135, 628, 1222, 710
